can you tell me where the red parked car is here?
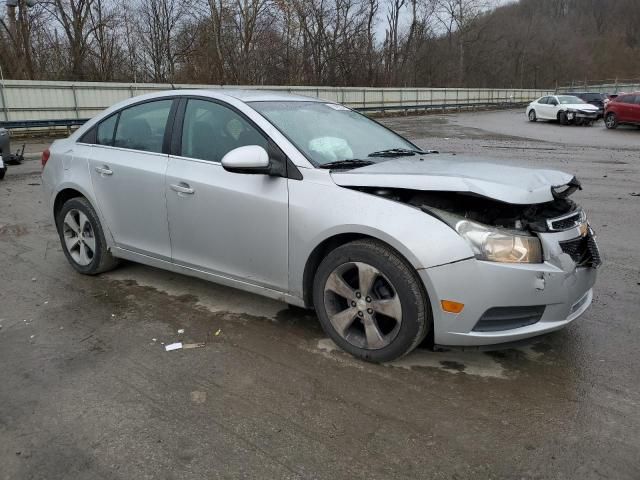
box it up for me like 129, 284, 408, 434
604, 93, 640, 129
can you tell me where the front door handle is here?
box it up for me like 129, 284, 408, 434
170, 183, 195, 195
95, 165, 113, 176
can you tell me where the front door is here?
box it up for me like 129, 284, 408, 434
166, 98, 289, 290
88, 99, 174, 259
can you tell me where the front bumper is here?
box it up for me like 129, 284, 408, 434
420, 225, 598, 347
567, 110, 599, 121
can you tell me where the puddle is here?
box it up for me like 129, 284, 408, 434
317, 338, 507, 378
105, 264, 286, 319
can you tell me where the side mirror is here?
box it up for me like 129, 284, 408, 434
221, 145, 271, 174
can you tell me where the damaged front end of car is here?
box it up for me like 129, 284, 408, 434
354, 179, 601, 270
331, 158, 601, 346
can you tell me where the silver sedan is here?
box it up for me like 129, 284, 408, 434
42, 90, 599, 362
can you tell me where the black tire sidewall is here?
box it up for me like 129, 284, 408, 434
528, 110, 536, 121
605, 113, 617, 129
559, 111, 568, 125
313, 241, 429, 362
56, 197, 108, 275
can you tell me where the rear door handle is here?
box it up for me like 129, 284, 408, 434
95, 165, 113, 176
170, 183, 195, 195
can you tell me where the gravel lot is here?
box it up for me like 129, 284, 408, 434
1, 110, 639, 479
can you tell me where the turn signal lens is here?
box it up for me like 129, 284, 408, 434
441, 300, 465, 314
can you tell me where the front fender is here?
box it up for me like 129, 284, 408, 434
287, 172, 473, 298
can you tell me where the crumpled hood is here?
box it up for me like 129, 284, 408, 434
330, 155, 576, 204
563, 103, 599, 110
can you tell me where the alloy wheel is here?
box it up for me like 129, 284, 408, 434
62, 209, 96, 266
323, 261, 402, 350
605, 114, 616, 129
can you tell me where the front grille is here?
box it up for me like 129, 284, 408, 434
560, 230, 601, 267
548, 211, 582, 231
473, 305, 545, 332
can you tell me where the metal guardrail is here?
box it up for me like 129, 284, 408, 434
0, 118, 87, 130
556, 83, 640, 94
0, 101, 529, 133
0, 79, 552, 131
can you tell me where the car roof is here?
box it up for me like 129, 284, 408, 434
167, 88, 324, 103
216, 89, 324, 103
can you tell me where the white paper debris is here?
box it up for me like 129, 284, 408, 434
165, 342, 182, 351
177, 329, 184, 334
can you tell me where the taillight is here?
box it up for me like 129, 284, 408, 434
41, 148, 50, 168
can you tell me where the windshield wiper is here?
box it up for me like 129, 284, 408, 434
368, 148, 438, 157
318, 159, 375, 170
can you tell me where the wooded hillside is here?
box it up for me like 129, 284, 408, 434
1, 0, 638, 88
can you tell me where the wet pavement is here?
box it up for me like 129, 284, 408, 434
1, 110, 639, 479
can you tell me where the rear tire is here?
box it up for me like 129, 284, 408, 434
605, 112, 618, 129
312, 239, 430, 363
56, 197, 120, 275
0, 167, 5, 180
528, 110, 537, 122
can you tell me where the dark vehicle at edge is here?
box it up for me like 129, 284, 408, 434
566, 92, 607, 118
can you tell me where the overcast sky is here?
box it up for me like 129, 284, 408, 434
374, 0, 517, 39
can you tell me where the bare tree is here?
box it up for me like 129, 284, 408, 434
435, 0, 488, 84
137, 0, 188, 82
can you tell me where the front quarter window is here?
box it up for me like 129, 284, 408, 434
250, 101, 417, 166
97, 114, 118, 146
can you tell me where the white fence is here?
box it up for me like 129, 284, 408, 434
556, 83, 640, 94
0, 79, 553, 123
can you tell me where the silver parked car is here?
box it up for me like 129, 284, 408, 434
42, 90, 600, 362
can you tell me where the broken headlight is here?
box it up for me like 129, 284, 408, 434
433, 210, 543, 263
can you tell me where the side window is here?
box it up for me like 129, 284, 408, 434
619, 95, 633, 104
97, 114, 118, 146
538, 97, 548, 104
180, 99, 269, 162
114, 100, 173, 153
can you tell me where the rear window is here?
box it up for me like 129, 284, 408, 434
113, 100, 173, 153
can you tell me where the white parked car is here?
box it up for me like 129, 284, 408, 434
526, 95, 600, 125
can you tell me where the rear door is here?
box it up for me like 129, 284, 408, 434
540, 96, 557, 119
87, 98, 176, 259
165, 98, 289, 290
629, 95, 640, 123
616, 95, 634, 122
535, 97, 550, 119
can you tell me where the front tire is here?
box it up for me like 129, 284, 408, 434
56, 197, 119, 275
528, 110, 537, 122
558, 111, 569, 125
605, 112, 618, 129
312, 239, 430, 363
0, 167, 5, 180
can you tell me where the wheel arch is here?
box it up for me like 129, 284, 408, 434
52, 184, 115, 246
53, 187, 87, 219
301, 231, 422, 309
